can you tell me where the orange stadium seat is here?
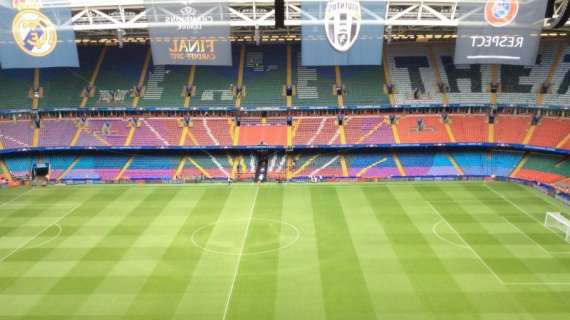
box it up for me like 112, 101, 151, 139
293, 117, 339, 145
238, 125, 287, 146
530, 117, 570, 148
448, 114, 488, 143
397, 115, 449, 144
187, 118, 233, 146
494, 115, 531, 144
514, 169, 563, 184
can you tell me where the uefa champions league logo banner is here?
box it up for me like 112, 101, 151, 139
145, 0, 231, 66
0, 0, 79, 69
455, 0, 548, 66
301, 0, 386, 66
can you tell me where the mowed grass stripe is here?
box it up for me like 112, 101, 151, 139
0, 186, 135, 318
174, 186, 259, 319
455, 184, 570, 314
123, 188, 230, 319
310, 186, 376, 320
489, 182, 570, 251
21, 187, 178, 318
0, 187, 102, 263
336, 185, 427, 317
0, 187, 129, 295
457, 183, 570, 280
416, 184, 546, 284
275, 186, 326, 320
490, 182, 561, 219
364, 185, 479, 316
0, 187, 83, 239
0, 187, 33, 208
420, 184, 569, 316
0, 182, 569, 320
225, 186, 284, 319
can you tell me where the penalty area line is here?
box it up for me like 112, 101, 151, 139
221, 186, 259, 320
0, 188, 34, 209
426, 202, 506, 285
428, 202, 570, 286
501, 217, 570, 255
0, 201, 83, 263
485, 184, 570, 242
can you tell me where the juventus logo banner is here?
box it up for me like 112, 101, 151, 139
454, 0, 548, 65
301, 0, 386, 66
0, 0, 79, 69
145, 0, 231, 66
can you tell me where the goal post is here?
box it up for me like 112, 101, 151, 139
544, 212, 570, 242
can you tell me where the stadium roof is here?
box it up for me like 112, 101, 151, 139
40, 0, 570, 38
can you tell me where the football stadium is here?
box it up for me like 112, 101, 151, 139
1, 0, 570, 319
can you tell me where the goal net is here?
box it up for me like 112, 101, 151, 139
544, 212, 570, 242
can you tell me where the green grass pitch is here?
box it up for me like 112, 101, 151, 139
0, 181, 570, 319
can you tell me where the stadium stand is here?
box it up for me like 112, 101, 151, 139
231, 153, 257, 180
291, 153, 343, 178
190, 47, 240, 108
123, 154, 180, 180
75, 118, 131, 146
344, 115, 395, 144
130, 118, 182, 146
38, 47, 101, 108
88, 45, 147, 107
529, 116, 570, 148
448, 114, 488, 142
267, 153, 287, 179
238, 118, 287, 146
0, 113, 568, 151
64, 154, 129, 180
241, 45, 287, 107
345, 152, 400, 178
140, 65, 189, 107
291, 46, 338, 107
182, 153, 231, 178
341, 66, 389, 105
0, 69, 33, 109
387, 44, 440, 104
451, 150, 523, 177
496, 44, 555, 104
3, 154, 75, 179
396, 114, 449, 144
38, 119, 76, 147
543, 45, 570, 105
4, 156, 34, 178
513, 153, 570, 184
293, 116, 340, 145
186, 118, 233, 146
433, 45, 492, 104
493, 114, 532, 144
398, 152, 458, 176
45, 155, 76, 179
0, 120, 34, 148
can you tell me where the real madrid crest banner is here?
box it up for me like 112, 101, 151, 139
0, 0, 79, 69
144, 0, 232, 66
301, 0, 386, 66
454, 0, 548, 66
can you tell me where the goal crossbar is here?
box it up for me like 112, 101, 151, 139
545, 212, 570, 242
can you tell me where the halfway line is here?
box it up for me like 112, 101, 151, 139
221, 187, 259, 320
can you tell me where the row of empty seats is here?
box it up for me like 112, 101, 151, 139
3, 151, 561, 183
4, 41, 570, 109
1, 114, 569, 149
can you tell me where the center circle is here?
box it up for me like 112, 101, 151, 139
191, 218, 300, 255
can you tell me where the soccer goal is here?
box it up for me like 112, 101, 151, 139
544, 212, 570, 242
